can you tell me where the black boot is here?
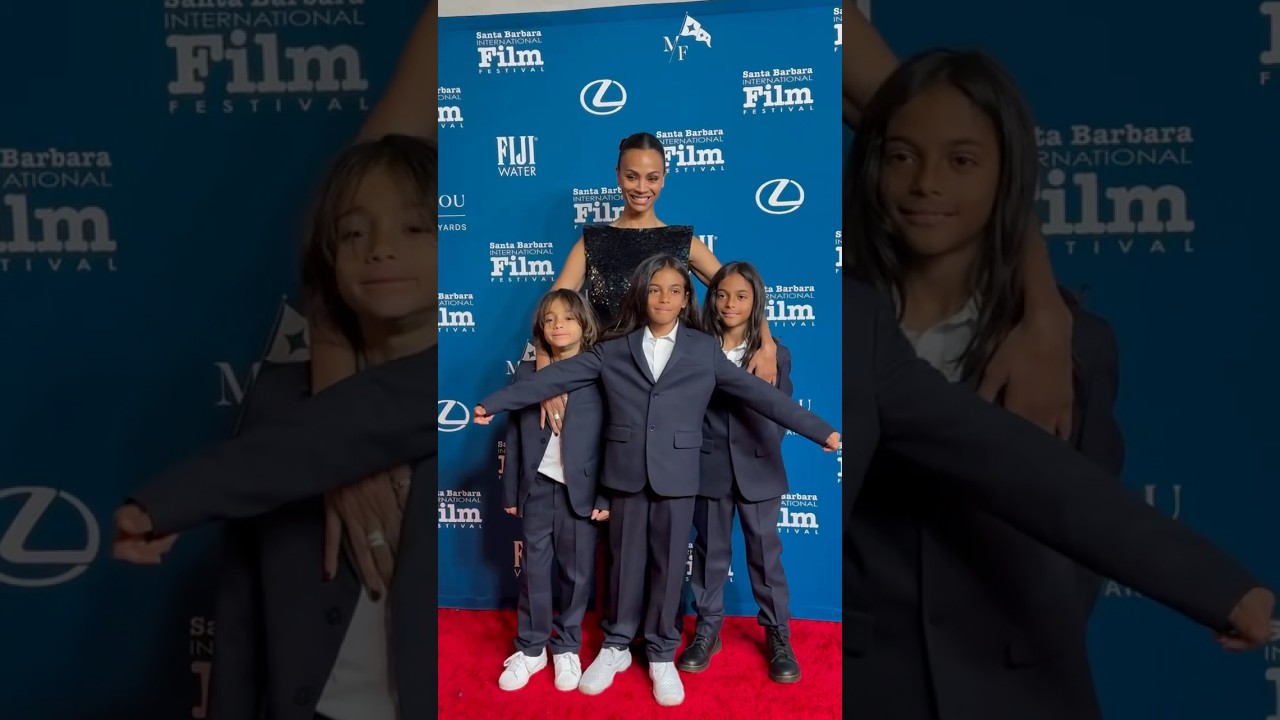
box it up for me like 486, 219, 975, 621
765, 627, 800, 683
676, 633, 722, 672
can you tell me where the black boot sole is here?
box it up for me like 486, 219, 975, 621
769, 669, 802, 683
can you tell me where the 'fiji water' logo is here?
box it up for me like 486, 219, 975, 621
497, 136, 537, 177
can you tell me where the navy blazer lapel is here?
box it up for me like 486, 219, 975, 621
628, 330, 657, 384
656, 325, 695, 386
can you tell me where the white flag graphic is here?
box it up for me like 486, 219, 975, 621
679, 15, 711, 47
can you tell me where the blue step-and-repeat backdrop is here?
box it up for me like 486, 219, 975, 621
437, 0, 843, 622
0, 2, 423, 718
851, 1, 1280, 718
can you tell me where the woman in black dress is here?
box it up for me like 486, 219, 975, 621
532, 132, 782, 434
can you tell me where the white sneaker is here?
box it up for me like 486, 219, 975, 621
552, 652, 582, 691
649, 661, 685, 706
498, 648, 547, 691
578, 646, 632, 695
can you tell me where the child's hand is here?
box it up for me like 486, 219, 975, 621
822, 432, 841, 452
504, 506, 519, 517
473, 405, 492, 425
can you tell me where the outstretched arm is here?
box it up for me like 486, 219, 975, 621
865, 289, 1256, 634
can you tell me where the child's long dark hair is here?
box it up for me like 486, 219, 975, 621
532, 288, 601, 356
300, 134, 438, 356
847, 49, 1037, 380
605, 254, 701, 339
701, 261, 768, 368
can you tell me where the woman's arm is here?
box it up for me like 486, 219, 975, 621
840, 9, 1074, 431
479, 349, 605, 416
977, 229, 1074, 435
842, 6, 898, 130
688, 238, 777, 383
357, 1, 438, 142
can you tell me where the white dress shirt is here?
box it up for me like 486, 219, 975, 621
724, 340, 748, 367
537, 423, 567, 484
643, 321, 679, 380
898, 298, 979, 383
315, 591, 397, 720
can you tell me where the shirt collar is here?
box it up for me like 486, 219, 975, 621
644, 321, 679, 342
892, 291, 980, 332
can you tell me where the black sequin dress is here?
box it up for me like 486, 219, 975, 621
582, 224, 693, 328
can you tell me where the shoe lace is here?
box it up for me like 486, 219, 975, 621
767, 629, 795, 662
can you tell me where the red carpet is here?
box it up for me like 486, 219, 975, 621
437, 609, 841, 719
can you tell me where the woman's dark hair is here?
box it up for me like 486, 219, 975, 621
847, 49, 1037, 380
617, 132, 666, 169
300, 134, 437, 358
606, 253, 701, 339
702, 261, 768, 368
532, 288, 601, 356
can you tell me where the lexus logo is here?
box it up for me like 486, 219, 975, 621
755, 178, 805, 215
0, 486, 100, 588
580, 79, 627, 116
438, 399, 470, 432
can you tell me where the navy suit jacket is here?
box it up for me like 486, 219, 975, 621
201, 363, 430, 720
479, 325, 836, 498
840, 280, 1257, 681
130, 348, 437, 720
502, 359, 608, 517
846, 293, 1125, 720
698, 341, 793, 502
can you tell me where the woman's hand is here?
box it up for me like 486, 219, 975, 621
978, 306, 1074, 438
540, 395, 567, 434
322, 466, 412, 600
746, 338, 779, 385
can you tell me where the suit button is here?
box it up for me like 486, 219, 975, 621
653, 392, 660, 398
295, 687, 314, 706
326, 607, 342, 626
649, 425, 655, 431
530, 462, 538, 470
540, 438, 546, 444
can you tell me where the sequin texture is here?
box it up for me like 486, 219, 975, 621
582, 224, 693, 327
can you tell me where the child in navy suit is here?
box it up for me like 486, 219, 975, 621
473, 254, 840, 707
497, 289, 610, 693
680, 261, 803, 683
